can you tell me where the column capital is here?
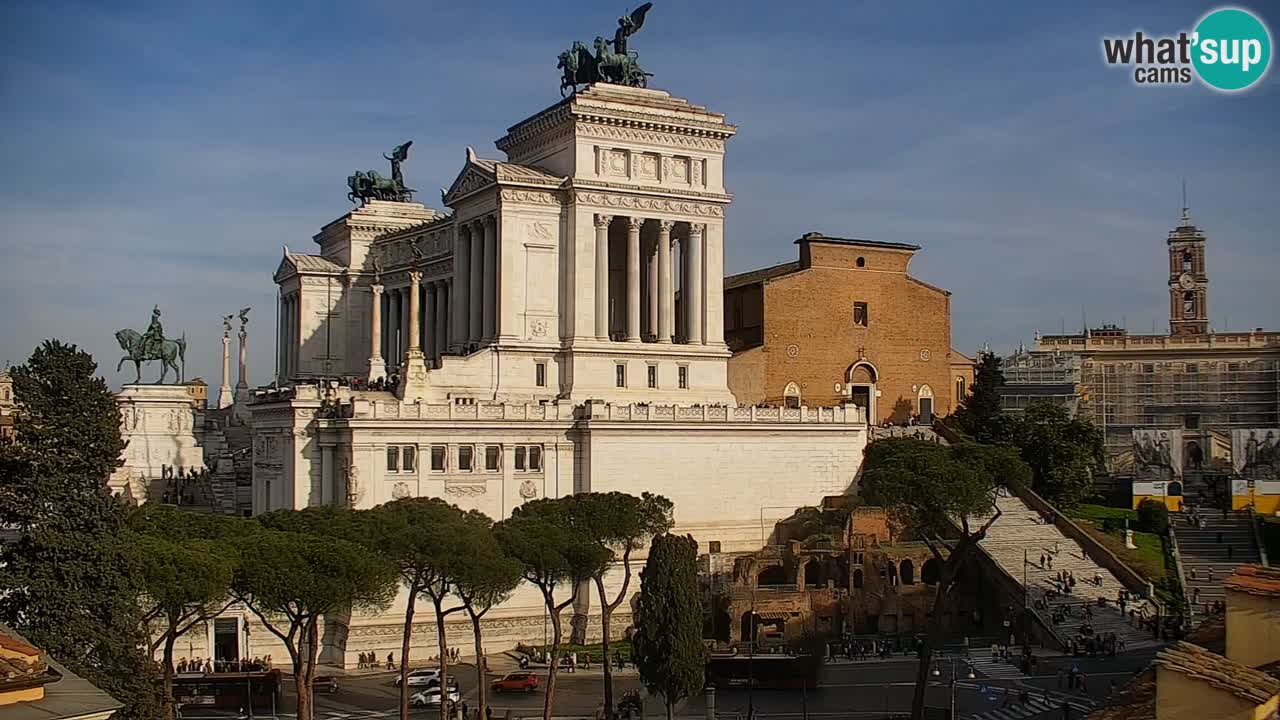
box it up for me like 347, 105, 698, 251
594, 214, 613, 229
688, 223, 706, 239
370, 283, 384, 295
627, 216, 644, 231
483, 214, 497, 229
407, 270, 422, 284
658, 219, 676, 232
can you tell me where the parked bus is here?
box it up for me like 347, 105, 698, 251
171, 670, 283, 718
706, 654, 819, 690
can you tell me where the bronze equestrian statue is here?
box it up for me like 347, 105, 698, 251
115, 305, 187, 384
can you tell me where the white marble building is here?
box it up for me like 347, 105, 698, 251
248, 84, 868, 665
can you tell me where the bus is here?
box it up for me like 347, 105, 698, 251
706, 654, 819, 690
171, 670, 283, 718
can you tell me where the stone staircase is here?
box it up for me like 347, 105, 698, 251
975, 492, 1158, 651
1173, 509, 1260, 610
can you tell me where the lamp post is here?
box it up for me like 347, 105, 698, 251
932, 654, 975, 720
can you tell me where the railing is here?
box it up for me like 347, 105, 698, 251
343, 399, 867, 424
1249, 506, 1271, 567
1168, 522, 1195, 623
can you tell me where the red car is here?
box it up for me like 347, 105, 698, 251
491, 672, 539, 693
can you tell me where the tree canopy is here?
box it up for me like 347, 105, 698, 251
1001, 400, 1103, 508
951, 350, 1008, 443
632, 533, 705, 720
0, 340, 160, 720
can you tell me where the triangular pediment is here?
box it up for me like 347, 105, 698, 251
273, 253, 298, 283
443, 155, 497, 206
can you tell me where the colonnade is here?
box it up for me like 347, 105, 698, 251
366, 215, 496, 381
594, 214, 708, 344
278, 291, 301, 380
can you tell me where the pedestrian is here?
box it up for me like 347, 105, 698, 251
462, 702, 469, 720
1057, 667, 1064, 689
1223, 505, 1229, 520
1228, 544, 1234, 560
1080, 672, 1088, 692
1208, 567, 1215, 582
486, 706, 493, 720
1217, 531, 1223, 544
388, 652, 395, 670
1190, 568, 1198, 581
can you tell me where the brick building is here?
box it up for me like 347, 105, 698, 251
724, 232, 972, 424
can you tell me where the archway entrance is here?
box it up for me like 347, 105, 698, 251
847, 361, 878, 422
918, 385, 934, 424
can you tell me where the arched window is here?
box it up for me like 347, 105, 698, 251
1182, 250, 1193, 273
955, 377, 966, 403
900, 559, 915, 585
783, 382, 802, 409
853, 568, 864, 589
1, 388, 8, 401
757, 565, 787, 587
1183, 291, 1196, 318
921, 559, 941, 585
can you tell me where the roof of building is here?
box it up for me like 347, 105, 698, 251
1087, 617, 1227, 720
723, 261, 801, 291
1153, 641, 1280, 705
1224, 564, 1280, 598
472, 157, 563, 185
794, 232, 921, 252
282, 252, 344, 275
0, 626, 121, 720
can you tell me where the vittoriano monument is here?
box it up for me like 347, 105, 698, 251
558, 3, 654, 96
347, 141, 415, 205
115, 305, 187, 384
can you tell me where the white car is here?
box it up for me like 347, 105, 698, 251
410, 687, 461, 708
396, 669, 441, 687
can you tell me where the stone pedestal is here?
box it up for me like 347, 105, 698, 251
110, 384, 206, 503
217, 335, 234, 409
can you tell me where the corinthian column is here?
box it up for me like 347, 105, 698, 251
626, 217, 642, 342
657, 220, 674, 343
595, 214, 612, 340
367, 283, 386, 382
423, 280, 437, 365
406, 272, 422, 356
436, 281, 449, 364
469, 220, 484, 345
453, 225, 470, 352
687, 224, 705, 344
482, 216, 497, 341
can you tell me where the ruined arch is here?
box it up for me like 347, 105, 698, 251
921, 558, 941, 585
900, 559, 915, 585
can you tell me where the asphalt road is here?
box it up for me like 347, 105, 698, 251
287, 658, 1045, 720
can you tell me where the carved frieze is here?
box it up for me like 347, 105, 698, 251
577, 123, 726, 152
499, 189, 562, 206
451, 168, 496, 199
572, 191, 724, 218
444, 483, 487, 497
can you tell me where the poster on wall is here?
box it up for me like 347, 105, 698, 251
1132, 429, 1182, 481
1231, 429, 1280, 480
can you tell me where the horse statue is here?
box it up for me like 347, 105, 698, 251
347, 142, 416, 205
592, 36, 650, 88
115, 328, 187, 384
558, 40, 598, 96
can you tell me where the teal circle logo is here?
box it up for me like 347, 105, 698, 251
1192, 7, 1272, 91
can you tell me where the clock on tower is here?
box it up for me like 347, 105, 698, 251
1167, 207, 1208, 336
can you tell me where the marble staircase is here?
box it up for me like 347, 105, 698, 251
976, 492, 1159, 650
1173, 509, 1260, 610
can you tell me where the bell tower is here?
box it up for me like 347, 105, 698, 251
1167, 204, 1209, 336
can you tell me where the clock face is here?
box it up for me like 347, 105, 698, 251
1179, 273, 1196, 289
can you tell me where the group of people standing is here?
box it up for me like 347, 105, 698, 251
176, 656, 272, 674
356, 652, 395, 669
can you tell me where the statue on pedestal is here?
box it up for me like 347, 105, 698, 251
114, 305, 187, 384
347, 141, 415, 205
558, 3, 654, 95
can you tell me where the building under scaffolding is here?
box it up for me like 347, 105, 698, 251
1013, 208, 1280, 477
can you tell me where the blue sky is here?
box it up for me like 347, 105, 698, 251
1, 1, 1277, 387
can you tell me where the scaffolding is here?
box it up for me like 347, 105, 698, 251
1000, 349, 1083, 415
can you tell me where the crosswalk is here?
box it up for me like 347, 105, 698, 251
957, 685, 1094, 720
965, 654, 1029, 681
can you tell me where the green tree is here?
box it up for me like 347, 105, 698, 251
129, 505, 245, 720
632, 534, 705, 720
1004, 400, 1103, 508
1136, 498, 1169, 535
365, 498, 471, 720
0, 340, 160, 720
861, 438, 1029, 720
952, 350, 1007, 442
571, 492, 674, 718
496, 498, 609, 720
452, 514, 522, 720
234, 525, 397, 720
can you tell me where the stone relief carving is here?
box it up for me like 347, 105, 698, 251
451, 168, 494, 199
499, 189, 562, 206
519, 479, 538, 500
530, 222, 553, 241
572, 191, 724, 217
346, 463, 362, 506
391, 482, 410, 499
529, 318, 549, 337
607, 150, 628, 177
639, 154, 657, 179
576, 123, 726, 152
691, 159, 703, 185
444, 484, 487, 497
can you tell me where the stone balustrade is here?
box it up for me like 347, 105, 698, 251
335, 398, 866, 424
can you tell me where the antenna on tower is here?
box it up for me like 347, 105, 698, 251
1180, 178, 1192, 226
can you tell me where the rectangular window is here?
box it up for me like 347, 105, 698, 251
535, 362, 547, 388
678, 365, 688, 389
1184, 414, 1201, 430
485, 445, 501, 472
514, 446, 527, 471
853, 302, 868, 327
616, 363, 626, 388
1186, 363, 1198, 374
431, 445, 446, 472
708, 541, 722, 553
1142, 363, 1155, 374
647, 365, 658, 389
528, 445, 543, 472
402, 446, 416, 473
387, 447, 399, 473
458, 446, 474, 472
